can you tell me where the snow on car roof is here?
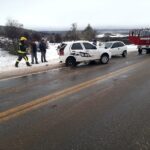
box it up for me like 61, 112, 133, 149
62, 40, 91, 44
105, 41, 124, 43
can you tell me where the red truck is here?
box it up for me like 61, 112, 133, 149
129, 29, 150, 54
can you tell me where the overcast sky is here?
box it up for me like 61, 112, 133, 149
0, 0, 150, 30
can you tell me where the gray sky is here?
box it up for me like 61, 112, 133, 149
0, 0, 150, 30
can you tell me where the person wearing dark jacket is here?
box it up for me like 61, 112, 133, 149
39, 39, 48, 62
15, 37, 31, 67
31, 40, 38, 64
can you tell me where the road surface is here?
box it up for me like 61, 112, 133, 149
0, 52, 150, 150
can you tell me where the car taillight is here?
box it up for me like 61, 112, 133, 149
58, 44, 66, 56
59, 49, 64, 56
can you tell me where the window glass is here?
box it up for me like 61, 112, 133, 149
83, 43, 97, 50
105, 42, 113, 49
71, 43, 83, 50
118, 42, 124, 47
112, 43, 119, 48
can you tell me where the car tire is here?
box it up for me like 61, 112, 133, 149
146, 49, 150, 54
100, 54, 109, 64
122, 51, 127, 57
66, 57, 77, 67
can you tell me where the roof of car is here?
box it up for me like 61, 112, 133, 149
105, 41, 124, 43
62, 40, 91, 44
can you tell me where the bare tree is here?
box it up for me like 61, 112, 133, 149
82, 24, 96, 41
64, 23, 80, 41
71, 23, 78, 40
4, 19, 24, 54
5, 19, 23, 40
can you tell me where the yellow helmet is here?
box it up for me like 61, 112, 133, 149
20, 36, 27, 41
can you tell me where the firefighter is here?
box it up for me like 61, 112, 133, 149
15, 36, 31, 67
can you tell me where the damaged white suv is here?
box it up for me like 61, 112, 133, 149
57, 41, 111, 67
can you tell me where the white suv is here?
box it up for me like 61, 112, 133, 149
101, 41, 127, 57
57, 41, 111, 67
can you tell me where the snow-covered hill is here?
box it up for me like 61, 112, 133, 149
96, 33, 128, 38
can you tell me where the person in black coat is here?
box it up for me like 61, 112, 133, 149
31, 40, 38, 64
39, 39, 48, 62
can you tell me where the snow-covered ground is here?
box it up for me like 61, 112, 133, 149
109, 34, 128, 38
97, 34, 106, 38
127, 44, 138, 52
96, 33, 128, 38
0, 43, 60, 72
0, 37, 12, 43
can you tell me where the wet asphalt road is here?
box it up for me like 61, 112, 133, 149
0, 52, 150, 150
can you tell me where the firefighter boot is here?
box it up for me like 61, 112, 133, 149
26, 62, 31, 67
15, 62, 19, 67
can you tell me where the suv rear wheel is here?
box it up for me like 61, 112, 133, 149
100, 54, 109, 64
66, 57, 77, 67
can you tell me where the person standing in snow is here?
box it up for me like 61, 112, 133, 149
15, 37, 31, 67
31, 40, 38, 64
39, 39, 48, 62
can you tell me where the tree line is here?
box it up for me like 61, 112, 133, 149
0, 19, 96, 54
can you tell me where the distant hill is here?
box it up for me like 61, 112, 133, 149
0, 24, 131, 37
96, 28, 130, 34
0, 25, 50, 38
41, 30, 68, 36
41, 28, 130, 35
0, 26, 5, 35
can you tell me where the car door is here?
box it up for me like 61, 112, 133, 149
70, 42, 87, 62
118, 42, 126, 54
110, 42, 120, 55
82, 42, 100, 60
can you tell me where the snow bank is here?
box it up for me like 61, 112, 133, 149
96, 34, 105, 38
110, 34, 128, 38
0, 43, 60, 72
127, 45, 138, 52
0, 36, 12, 44
96, 33, 128, 38
0, 49, 17, 71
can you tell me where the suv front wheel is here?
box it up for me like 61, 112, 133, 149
66, 57, 77, 67
122, 51, 127, 57
100, 54, 109, 64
